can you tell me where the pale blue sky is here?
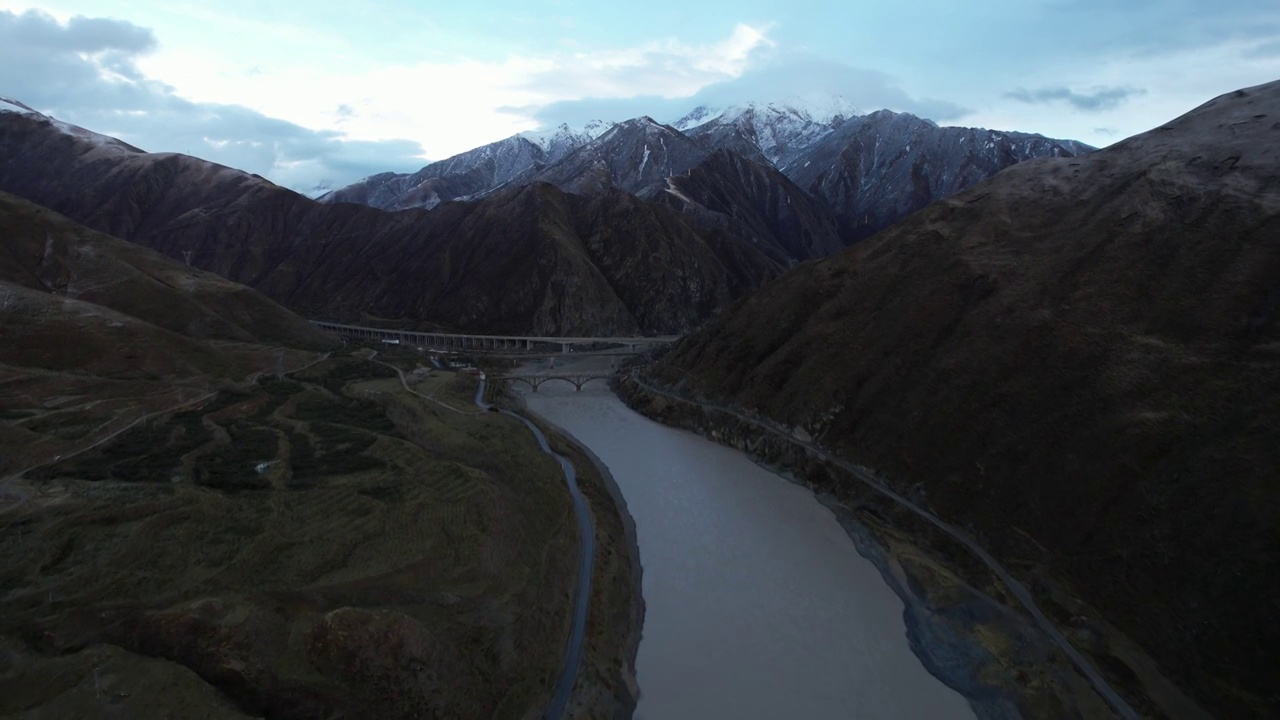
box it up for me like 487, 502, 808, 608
2, 0, 1278, 191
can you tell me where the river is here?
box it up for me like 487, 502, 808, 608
519, 373, 975, 720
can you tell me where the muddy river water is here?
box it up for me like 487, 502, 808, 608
519, 373, 975, 720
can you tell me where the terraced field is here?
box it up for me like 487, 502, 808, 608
0, 351, 588, 719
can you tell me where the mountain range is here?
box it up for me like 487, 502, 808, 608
322, 98, 1090, 244
0, 95, 1087, 335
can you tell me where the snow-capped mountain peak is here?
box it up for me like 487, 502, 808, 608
519, 118, 612, 165
674, 96, 861, 167
673, 94, 861, 133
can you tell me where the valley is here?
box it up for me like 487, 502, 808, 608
0, 33, 1276, 719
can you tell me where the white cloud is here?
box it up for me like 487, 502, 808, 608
519, 55, 970, 131
964, 37, 1280, 147
0, 3, 776, 186
0, 8, 425, 192
131, 21, 776, 160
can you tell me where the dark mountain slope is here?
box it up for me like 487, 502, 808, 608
640, 149, 845, 264
0, 192, 327, 350
782, 110, 1092, 242
0, 110, 782, 335
648, 81, 1280, 717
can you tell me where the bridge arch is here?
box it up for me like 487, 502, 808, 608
536, 377, 582, 392
571, 376, 610, 391
495, 374, 612, 392
503, 376, 541, 392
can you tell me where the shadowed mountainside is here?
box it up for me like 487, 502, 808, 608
641, 149, 846, 264
0, 192, 329, 351
0, 191, 330, 380
0, 109, 786, 336
646, 81, 1280, 718
780, 109, 1092, 243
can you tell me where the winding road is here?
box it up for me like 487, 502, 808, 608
475, 378, 595, 720
372, 357, 480, 416
628, 370, 1141, 720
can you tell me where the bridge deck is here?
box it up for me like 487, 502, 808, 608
311, 320, 677, 346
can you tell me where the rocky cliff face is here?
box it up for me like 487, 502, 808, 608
646, 81, 1280, 719
0, 108, 784, 335
781, 109, 1092, 242
640, 149, 845, 265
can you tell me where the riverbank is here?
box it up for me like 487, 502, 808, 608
502, 388, 645, 720
612, 369, 1131, 720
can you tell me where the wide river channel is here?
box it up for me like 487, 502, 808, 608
519, 375, 975, 720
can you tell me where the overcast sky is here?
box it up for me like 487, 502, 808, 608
2, 0, 1278, 192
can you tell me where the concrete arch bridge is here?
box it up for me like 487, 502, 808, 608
497, 373, 613, 392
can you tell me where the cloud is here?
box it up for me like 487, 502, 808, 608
1040, 0, 1280, 57
512, 55, 971, 129
1242, 39, 1280, 59
3, 9, 155, 54
117, 18, 781, 163
1092, 127, 1118, 137
508, 23, 775, 106
0, 9, 423, 192
1004, 85, 1147, 112
0, 10, 790, 186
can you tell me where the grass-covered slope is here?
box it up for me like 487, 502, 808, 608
1, 359, 579, 718
0, 198, 641, 718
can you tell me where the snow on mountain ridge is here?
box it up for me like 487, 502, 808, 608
676, 97, 858, 167
673, 94, 861, 131
0, 96, 139, 154
519, 118, 612, 165
0, 97, 37, 115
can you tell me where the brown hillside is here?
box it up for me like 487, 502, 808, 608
0, 192, 329, 350
0, 113, 785, 335
652, 81, 1280, 717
